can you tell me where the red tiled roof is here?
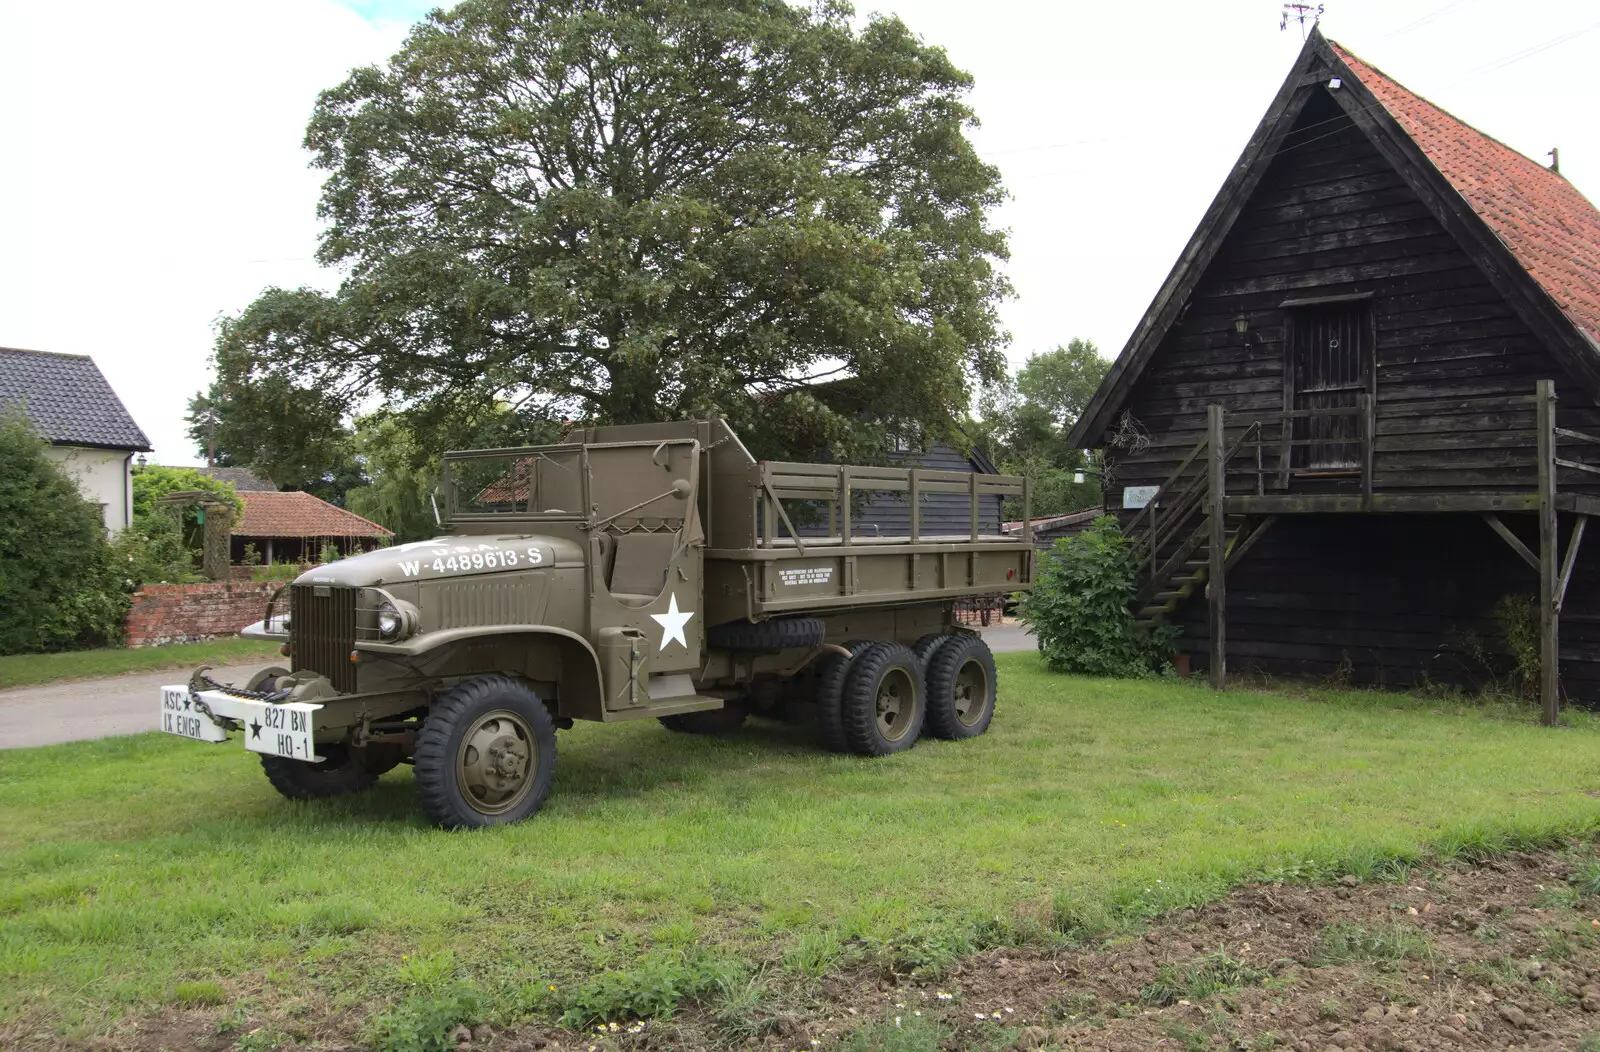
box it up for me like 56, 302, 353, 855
1334, 42, 1600, 344
234, 491, 393, 539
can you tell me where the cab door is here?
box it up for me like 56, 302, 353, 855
584, 439, 704, 711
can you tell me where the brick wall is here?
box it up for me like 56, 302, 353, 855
124, 581, 283, 647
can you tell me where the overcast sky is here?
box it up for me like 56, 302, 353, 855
1, 0, 1596, 465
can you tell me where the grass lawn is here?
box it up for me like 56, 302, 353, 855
2, 654, 1599, 1043
0, 638, 280, 691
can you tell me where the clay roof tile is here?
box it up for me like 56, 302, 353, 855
1333, 42, 1600, 344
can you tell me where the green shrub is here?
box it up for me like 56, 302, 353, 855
1019, 517, 1173, 677
370, 983, 480, 1052
558, 949, 743, 1027
1309, 922, 1432, 967
1139, 951, 1266, 1006
840, 1012, 950, 1052
0, 417, 128, 653
110, 513, 201, 585
170, 979, 226, 1006
1495, 593, 1540, 699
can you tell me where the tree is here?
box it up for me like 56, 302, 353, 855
131, 465, 242, 541
343, 414, 439, 545
974, 339, 1110, 518
1014, 338, 1106, 434
212, 0, 1010, 464
0, 417, 126, 653
185, 387, 359, 502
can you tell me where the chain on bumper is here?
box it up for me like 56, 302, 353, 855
186, 665, 290, 729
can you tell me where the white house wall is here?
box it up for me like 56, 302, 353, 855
45, 445, 134, 533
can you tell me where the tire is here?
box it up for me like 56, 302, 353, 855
840, 642, 926, 756
924, 634, 997, 740
815, 639, 874, 753
708, 617, 827, 650
911, 633, 947, 666
414, 675, 557, 829
259, 744, 378, 801
659, 701, 749, 734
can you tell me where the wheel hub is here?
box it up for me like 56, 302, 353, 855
457, 712, 537, 814
953, 659, 990, 726
875, 668, 916, 741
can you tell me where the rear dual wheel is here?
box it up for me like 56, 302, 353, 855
923, 634, 997, 740
839, 643, 926, 756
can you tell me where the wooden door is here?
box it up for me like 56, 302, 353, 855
1286, 301, 1372, 474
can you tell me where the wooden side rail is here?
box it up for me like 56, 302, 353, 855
752, 460, 1029, 549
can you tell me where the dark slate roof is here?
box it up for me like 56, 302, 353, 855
0, 347, 152, 450
202, 466, 278, 492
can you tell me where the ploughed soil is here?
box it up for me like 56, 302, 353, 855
45, 847, 1600, 1052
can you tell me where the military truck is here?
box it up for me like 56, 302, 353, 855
158, 420, 1033, 828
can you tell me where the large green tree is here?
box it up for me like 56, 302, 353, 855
975, 338, 1109, 518
209, 0, 1010, 463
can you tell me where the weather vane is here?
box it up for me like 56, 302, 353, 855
1281, 2, 1324, 39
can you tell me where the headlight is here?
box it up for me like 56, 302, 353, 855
378, 602, 403, 639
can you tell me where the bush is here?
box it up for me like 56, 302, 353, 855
558, 949, 743, 1027
0, 418, 128, 653
370, 983, 480, 1052
1019, 516, 1173, 677
110, 513, 202, 586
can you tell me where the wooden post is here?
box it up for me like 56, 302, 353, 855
1536, 379, 1559, 725
840, 466, 851, 547
969, 472, 980, 541
201, 502, 233, 581
909, 468, 921, 544
1207, 404, 1227, 690
1360, 392, 1375, 509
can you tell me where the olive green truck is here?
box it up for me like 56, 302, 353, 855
158, 420, 1034, 827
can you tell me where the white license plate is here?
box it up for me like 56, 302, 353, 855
159, 686, 228, 742
240, 701, 321, 761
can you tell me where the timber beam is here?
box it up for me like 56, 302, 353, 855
1225, 515, 1279, 574
1227, 493, 1540, 515
1556, 515, 1588, 615
1481, 514, 1540, 572
1207, 405, 1227, 691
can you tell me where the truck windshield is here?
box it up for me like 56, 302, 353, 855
447, 448, 585, 517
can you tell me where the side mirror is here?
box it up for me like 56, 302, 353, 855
670, 478, 692, 500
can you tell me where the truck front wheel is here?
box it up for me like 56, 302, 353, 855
414, 676, 557, 829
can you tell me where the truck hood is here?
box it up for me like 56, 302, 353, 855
293, 534, 585, 588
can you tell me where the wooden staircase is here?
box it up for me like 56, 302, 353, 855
1132, 516, 1256, 630
1124, 410, 1276, 635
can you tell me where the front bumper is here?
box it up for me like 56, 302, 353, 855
158, 684, 325, 762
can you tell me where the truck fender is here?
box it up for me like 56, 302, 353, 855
358, 625, 604, 718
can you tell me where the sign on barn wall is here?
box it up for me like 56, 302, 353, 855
1122, 485, 1160, 509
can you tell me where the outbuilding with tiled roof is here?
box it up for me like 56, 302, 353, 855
1066, 29, 1600, 711
232, 490, 393, 566
0, 347, 152, 533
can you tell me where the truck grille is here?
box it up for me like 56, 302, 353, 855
291, 585, 358, 693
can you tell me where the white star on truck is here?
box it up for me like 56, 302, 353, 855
649, 593, 694, 651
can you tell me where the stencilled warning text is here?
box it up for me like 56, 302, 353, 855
778, 566, 834, 587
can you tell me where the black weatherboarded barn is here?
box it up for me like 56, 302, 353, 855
1069, 30, 1600, 719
